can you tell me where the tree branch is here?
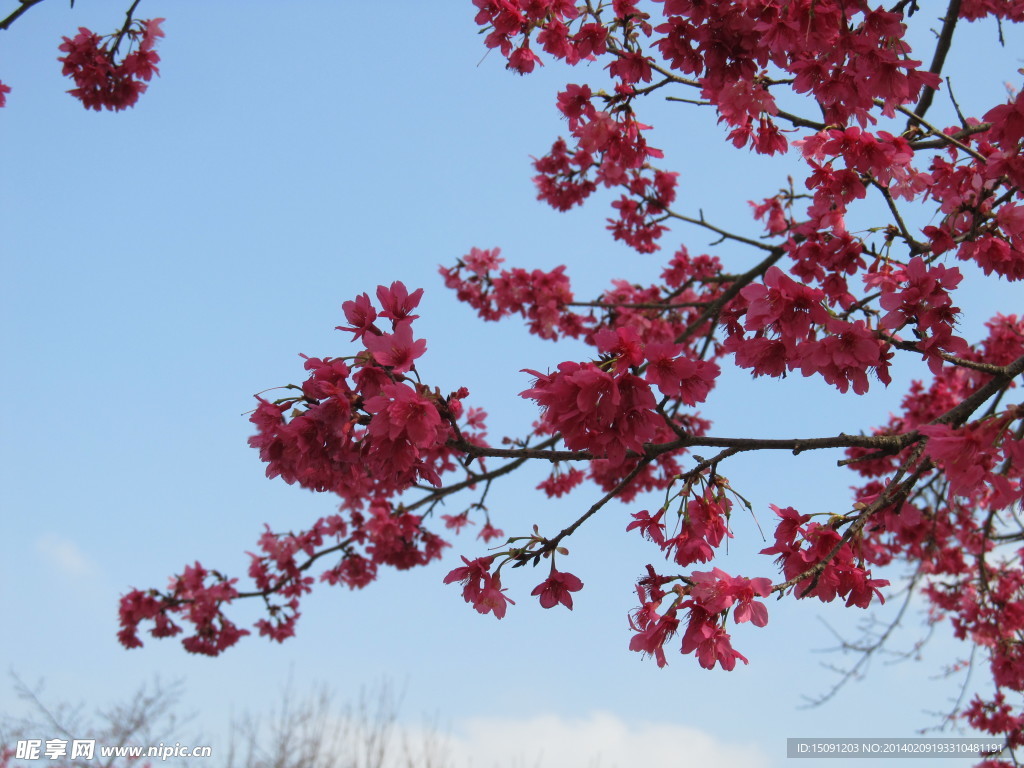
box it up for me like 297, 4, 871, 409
0, 0, 49, 31
675, 245, 785, 345
907, 0, 962, 130
933, 353, 1024, 427
454, 430, 911, 464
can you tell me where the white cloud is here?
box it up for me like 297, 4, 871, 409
436, 711, 771, 768
219, 692, 771, 768
35, 533, 99, 579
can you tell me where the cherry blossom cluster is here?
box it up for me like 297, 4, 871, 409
628, 483, 733, 568
118, 562, 246, 656
629, 563, 771, 670
57, 17, 164, 111
1, 2, 164, 111
521, 328, 718, 466
532, 105, 674, 252
119, 283, 494, 655
443, 526, 588, 620
724, 265, 894, 394
440, 247, 585, 339
624, 481, 768, 668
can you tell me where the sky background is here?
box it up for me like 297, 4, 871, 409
2, 2, 1023, 767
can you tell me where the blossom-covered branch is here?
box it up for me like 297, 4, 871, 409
113, 1, 1024, 761
0, 0, 163, 110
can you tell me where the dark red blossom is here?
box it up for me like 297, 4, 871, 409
376, 281, 423, 321
628, 597, 679, 668
363, 321, 427, 373
531, 569, 584, 609
689, 568, 772, 627
644, 343, 720, 404
680, 606, 749, 671
444, 556, 515, 618
338, 293, 378, 340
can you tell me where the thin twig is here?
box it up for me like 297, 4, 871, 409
802, 565, 926, 708
663, 208, 782, 253
108, 0, 143, 57
870, 177, 927, 253
890, 102, 986, 161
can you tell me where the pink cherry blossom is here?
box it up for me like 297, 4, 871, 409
531, 569, 584, 609
363, 321, 427, 373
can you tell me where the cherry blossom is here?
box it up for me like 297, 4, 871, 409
531, 569, 584, 610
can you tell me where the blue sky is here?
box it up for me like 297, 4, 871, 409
2, 2, 1023, 766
